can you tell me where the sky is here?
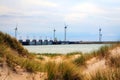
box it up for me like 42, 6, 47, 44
0, 0, 120, 41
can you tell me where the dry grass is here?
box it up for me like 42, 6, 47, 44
1, 31, 120, 80
88, 68, 120, 80
0, 31, 29, 57
0, 31, 45, 73
46, 62, 82, 80
5, 51, 45, 72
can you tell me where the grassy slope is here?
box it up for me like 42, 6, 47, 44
0, 31, 44, 72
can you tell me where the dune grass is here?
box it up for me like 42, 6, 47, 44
108, 54, 120, 68
89, 68, 120, 80
4, 48, 45, 72
1, 31, 120, 80
86, 44, 120, 80
43, 43, 120, 80
37, 55, 45, 60
73, 54, 86, 66
0, 31, 29, 57
37, 53, 62, 58
72, 45, 110, 67
46, 62, 82, 80
66, 52, 82, 56
0, 32, 44, 72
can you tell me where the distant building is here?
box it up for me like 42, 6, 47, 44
43, 40, 48, 45
25, 39, 30, 45
30, 39, 37, 45
36, 39, 43, 45
48, 40, 53, 45
26, 39, 30, 43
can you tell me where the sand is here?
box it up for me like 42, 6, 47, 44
0, 63, 47, 80
0, 46, 120, 80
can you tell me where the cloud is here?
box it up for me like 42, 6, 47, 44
64, 13, 87, 22
72, 2, 105, 14
0, 0, 120, 41
22, 0, 58, 7
63, 2, 106, 23
0, 6, 15, 14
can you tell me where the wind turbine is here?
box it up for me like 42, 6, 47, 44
15, 24, 18, 39
53, 29, 56, 41
99, 28, 102, 42
64, 24, 68, 42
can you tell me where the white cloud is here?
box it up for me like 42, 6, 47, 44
0, 0, 120, 41
64, 13, 87, 22
0, 6, 15, 14
63, 2, 105, 23
72, 2, 105, 15
103, 8, 120, 21
64, 2, 120, 23
22, 0, 58, 7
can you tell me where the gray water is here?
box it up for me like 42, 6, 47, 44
24, 44, 106, 54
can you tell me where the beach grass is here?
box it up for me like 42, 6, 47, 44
73, 54, 86, 66
0, 31, 29, 57
108, 54, 120, 68
37, 53, 63, 58
1, 31, 120, 80
46, 62, 82, 80
66, 52, 82, 56
6, 51, 45, 72
89, 68, 120, 80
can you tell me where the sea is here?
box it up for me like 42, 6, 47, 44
24, 44, 108, 54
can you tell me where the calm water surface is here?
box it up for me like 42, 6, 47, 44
24, 44, 107, 54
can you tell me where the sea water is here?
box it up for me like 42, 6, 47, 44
24, 44, 107, 54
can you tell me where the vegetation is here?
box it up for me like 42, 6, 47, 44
108, 55, 120, 68
0, 31, 29, 56
37, 53, 62, 57
6, 53, 44, 72
73, 55, 86, 66
0, 31, 44, 72
66, 52, 82, 56
86, 44, 120, 80
46, 62, 82, 80
37, 55, 45, 60
89, 69, 120, 80
0, 31, 120, 80
72, 45, 110, 67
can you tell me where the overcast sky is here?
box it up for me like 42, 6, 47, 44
0, 0, 120, 41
